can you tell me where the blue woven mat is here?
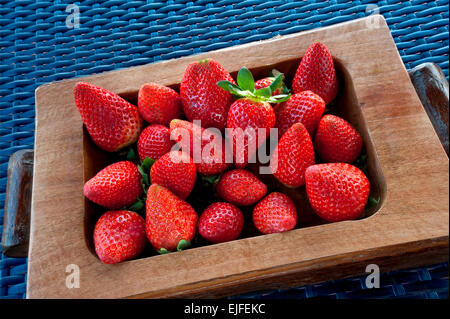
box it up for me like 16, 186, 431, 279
0, 0, 448, 299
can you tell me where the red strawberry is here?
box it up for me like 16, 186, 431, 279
170, 119, 230, 175
94, 210, 146, 264
150, 150, 196, 199
216, 169, 267, 206
254, 77, 284, 96
270, 123, 315, 188
292, 42, 338, 104
198, 202, 244, 243
138, 83, 182, 126
83, 161, 143, 209
137, 124, 175, 161
253, 192, 297, 234
73, 82, 142, 152
276, 91, 325, 137
305, 163, 370, 222
218, 67, 288, 168
146, 184, 198, 252
180, 59, 235, 129
226, 99, 275, 167
314, 115, 363, 163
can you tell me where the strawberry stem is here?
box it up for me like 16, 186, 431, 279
217, 67, 291, 104
158, 248, 169, 254
126, 147, 137, 161
128, 199, 145, 213
366, 196, 379, 208
177, 240, 191, 252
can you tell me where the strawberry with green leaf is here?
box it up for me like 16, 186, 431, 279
254, 70, 289, 97
218, 67, 290, 167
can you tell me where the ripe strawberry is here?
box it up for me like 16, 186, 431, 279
138, 83, 182, 126
150, 150, 196, 199
170, 119, 229, 175
216, 169, 267, 206
180, 59, 235, 130
254, 77, 284, 96
314, 115, 363, 163
305, 163, 370, 222
270, 123, 315, 188
137, 124, 175, 161
94, 210, 146, 264
73, 81, 142, 152
292, 42, 338, 104
219, 67, 289, 167
146, 184, 198, 252
253, 192, 297, 234
276, 90, 325, 137
227, 99, 276, 167
198, 202, 244, 243
83, 161, 143, 209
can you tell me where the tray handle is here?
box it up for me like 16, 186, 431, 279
1, 149, 33, 257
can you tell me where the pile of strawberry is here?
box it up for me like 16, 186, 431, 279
74, 42, 374, 264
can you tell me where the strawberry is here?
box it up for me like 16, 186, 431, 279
137, 124, 175, 161
150, 150, 196, 200
292, 42, 338, 104
216, 169, 267, 206
180, 59, 235, 130
253, 192, 297, 234
226, 99, 276, 167
314, 115, 363, 163
146, 184, 198, 252
170, 119, 230, 175
198, 202, 244, 243
254, 77, 285, 96
218, 67, 290, 167
270, 123, 315, 188
94, 210, 146, 264
275, 90, 325, 137
73, 81, 142, 152
305, 163, 370, 222
83, 161, 143, 209
138, 83, 182, 126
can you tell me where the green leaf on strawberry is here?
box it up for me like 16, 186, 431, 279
126, 147, 137, 161
138, 157, 156, 193
128, 198, 145, 213
158, 248, 169, 254
255, 86, 272, 98
237, 67, 255, 92
366, 196, 379, 209
138, 165, 149, 187
201, 174, 221, 187
141, 157, 155, 171
177, 240, 191, 252
217, 67, 291, 104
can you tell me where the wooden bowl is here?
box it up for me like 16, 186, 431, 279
28, 15, 449, 298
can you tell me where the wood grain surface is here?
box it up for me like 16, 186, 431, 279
28, 15, 449, 299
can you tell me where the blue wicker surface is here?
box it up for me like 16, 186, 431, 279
0, 0, 448, 299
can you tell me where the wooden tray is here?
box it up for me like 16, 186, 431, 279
28, 15, 449, 298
